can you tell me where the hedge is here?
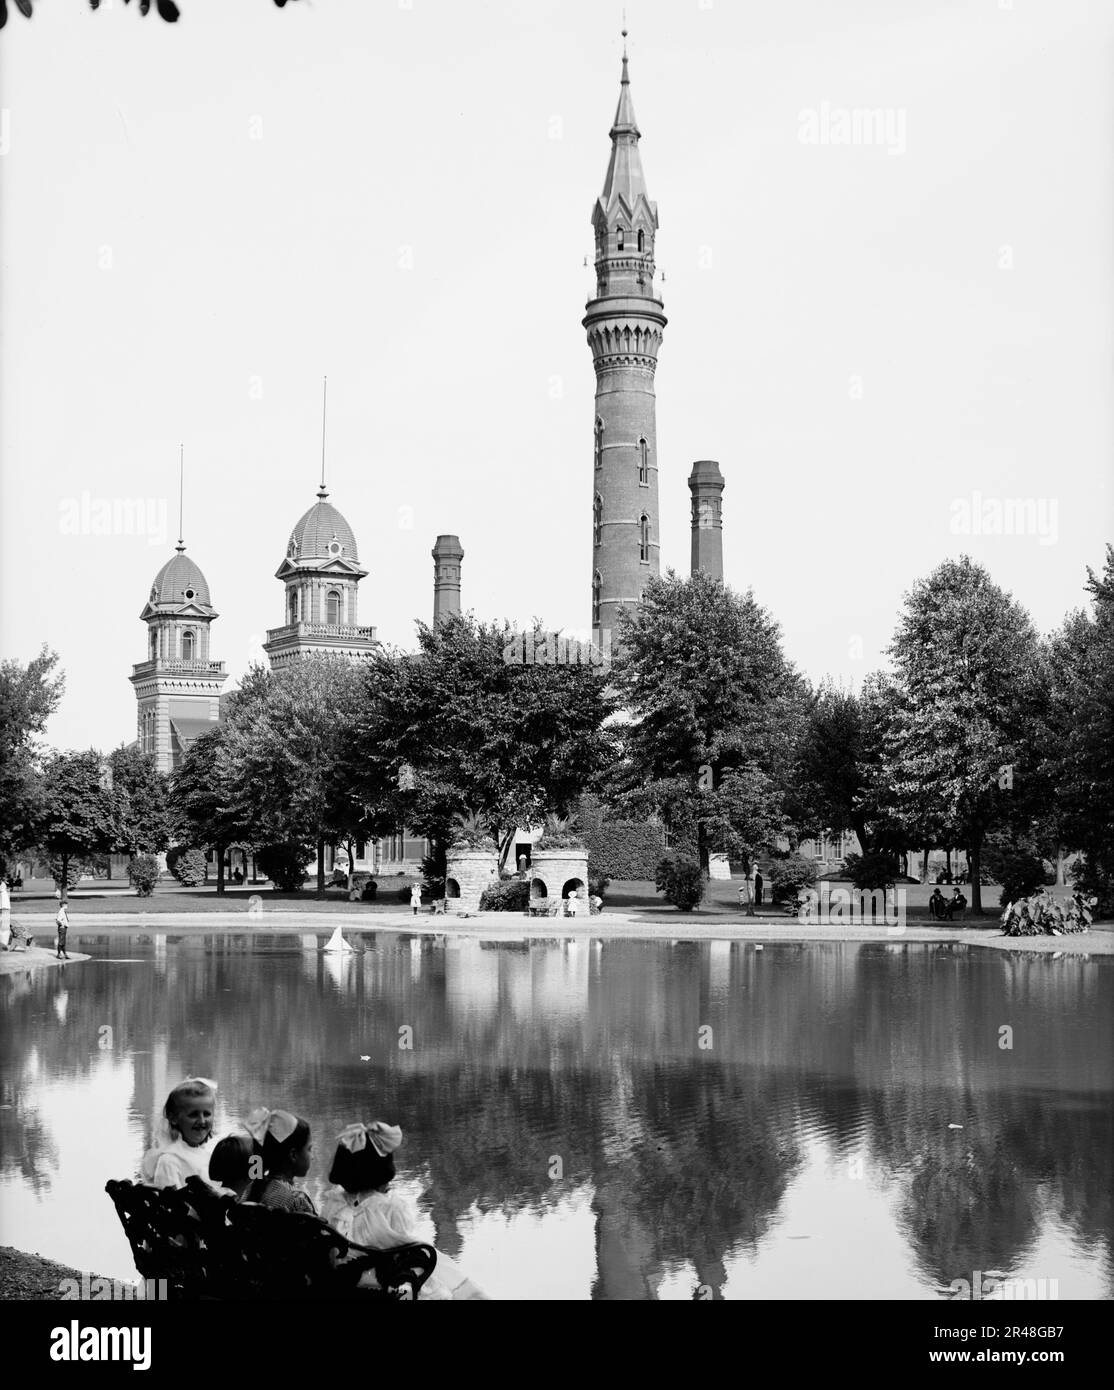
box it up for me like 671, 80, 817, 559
580, 819, 666, 881
479, 879, 530, 912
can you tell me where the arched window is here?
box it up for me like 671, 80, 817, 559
638, 437, 649, 485
288, 587, 299, 625
593, 494, 602, 547
149, 628, 158, 661
181, 629, 195, 661
326, 589, 342, 625
594, 417, 603, 470
639, 514, 650, 563
592, 571, 602, 628
617, 226, 625, 250
637, 228, 645, 253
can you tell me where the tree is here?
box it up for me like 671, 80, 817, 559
220, 662, 373, 898
879, 557, 1044, 913
351, 615, 617, 873
171, 727, 248, 896
613, 571, 806, 905
106, 746, 173, 857
37, 750, 117, 902
1039, 547, 1114, 914
0, 646, 64, 871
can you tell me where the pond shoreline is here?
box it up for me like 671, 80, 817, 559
0, 1245, 119, 1301
3, 913, 1108, 959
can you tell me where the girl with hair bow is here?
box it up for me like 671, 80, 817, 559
242, 1106, 316, 1214
140, 1077, 220, 1189
319, 1121, 490, 1300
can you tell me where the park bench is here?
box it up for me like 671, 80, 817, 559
105, 1176, 437, 1301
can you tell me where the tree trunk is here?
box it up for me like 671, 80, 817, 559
740, 857, 755, 917
945, 846, 952, 880
498, 829, 515, 875
216, 847, 225, 896
60, 851, 69, 904
316, 837, 326, 899
851, 815, 871, 856
1056, 849, 1066, 886
969, 836, 983, 914
346, 838, 356, 891
923, 844, 931, 883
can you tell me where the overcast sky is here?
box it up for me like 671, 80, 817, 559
2, 0, 1112, 752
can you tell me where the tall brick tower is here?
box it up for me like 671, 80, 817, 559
584, 33, 666, 646
432, 534, 464, 625
688, 460, 725, 581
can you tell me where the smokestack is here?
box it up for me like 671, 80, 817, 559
432, 535, 464, 625
688, 460, 724, 581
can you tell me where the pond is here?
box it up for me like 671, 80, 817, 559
1, 932, 1110, 1300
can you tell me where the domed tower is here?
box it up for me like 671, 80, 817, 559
584, 32, 666, 646
130, 541, 226, 774
263, 483, 377, 669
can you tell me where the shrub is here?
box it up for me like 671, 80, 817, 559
534, 828, 587, 852
449, 828, 496, 852
128, 854, 161, 897
257, 842, 311, 892
479, 879, 530, 912
655, 853, 705, 911
842, 851, 898, 895
1070, 855, 1113, 919
579, 818, 666, 880
982, 837, 1049, 907
51, 859, 82, 890
768, 854, 817, 903
167, 847, 207, 887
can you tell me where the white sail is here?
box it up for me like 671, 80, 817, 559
323, 926, 355, 954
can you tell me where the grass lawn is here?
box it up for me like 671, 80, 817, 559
9, 877, 419, 915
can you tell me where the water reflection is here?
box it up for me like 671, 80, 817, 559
0, 935, 1110, 1300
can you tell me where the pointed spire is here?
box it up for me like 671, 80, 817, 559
176, 443, 186, 552
317, 375, 329, 499
611, 25, 639, 137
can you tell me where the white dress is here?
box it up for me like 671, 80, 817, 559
140, 1134, 218, 1189
318, 1186, 488, 1300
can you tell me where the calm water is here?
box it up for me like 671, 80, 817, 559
1, 932, 1111, 1300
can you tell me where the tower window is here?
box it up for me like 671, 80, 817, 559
639, 514, 650, 563
181, 629, 195, 661
592, 571, 602, 628
288, 588, 299, 625
593, 494, 602, 547
326, 589, 342, 625
638, 438, 649, 485
594, 417, 603, 470
149, 629, 158, 661
617, 226, 625, 250
637, 229, 645, 253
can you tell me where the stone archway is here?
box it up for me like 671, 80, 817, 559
530, 878, 548, 901
445, 878, 461, 900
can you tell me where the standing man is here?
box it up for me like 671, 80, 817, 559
754, 868, 764, 907
409, 882, 422, 916
0, 875, 11, 949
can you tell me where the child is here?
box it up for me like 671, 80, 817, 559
140, 1077, 219, 1188
243, 1107, 316, 1214
55, 901, 70, 960
318, 1121, 490, 1300
208, 1132, 259, 1201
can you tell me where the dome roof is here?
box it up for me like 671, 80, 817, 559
148, 550, 212, 607
286, 493, 360, 564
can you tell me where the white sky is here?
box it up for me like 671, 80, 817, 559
2, 0, 1112, 751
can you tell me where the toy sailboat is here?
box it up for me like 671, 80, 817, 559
323, 927, 355, 954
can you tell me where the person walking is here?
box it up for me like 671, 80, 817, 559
0, 876, 11, 950
55, 900, 71, 960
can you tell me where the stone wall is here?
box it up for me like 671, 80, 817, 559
530, 850, 590, 913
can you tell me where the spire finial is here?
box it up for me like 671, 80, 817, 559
176, 443, 185, 552
621, 15, 629, 80
318, 375, 329, 499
